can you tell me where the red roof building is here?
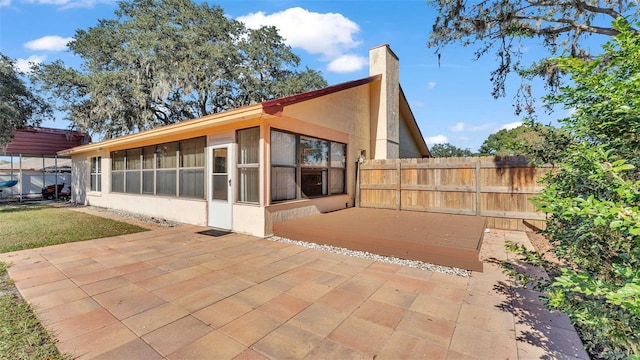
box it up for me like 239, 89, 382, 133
2, 127, 90, 156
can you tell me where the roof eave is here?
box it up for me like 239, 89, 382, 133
58, 104, 264, 156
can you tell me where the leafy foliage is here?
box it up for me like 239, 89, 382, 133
523, 19, 640, 358
31, 0, 327, 139
427, 0, 640, 116
477, 123, 573, 165
0, 53, 51, 147
429, 143, 474, 157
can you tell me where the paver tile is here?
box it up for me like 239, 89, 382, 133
37, 297, 103, 325
122, 302, 189, 336
316, 288, 366, 313
92, 339, 163, 360
253, 323, 323, 359
257, 293, 310, 321
220, 310, 282, 346
232, 283, 283, 308
142, 315, 213, 356
286, 280, 333, 302
28, 286, 88, 310
327, 316, 392, 357
395, 310, 456, 348
57, 321, 138, 360
304, 339, 369, 360
449, 323, 518, 360
410, 293, 462, 322
93, 283, 165, 320
377, 332, 449, 360
233, 348, 270, 360
81, 275, 130, 296
288, 303, 348, 338
193, 297, 253, 328
152, 278, 208, 301
370, 284, 419, 309
351, 299, 406, 329
49, 308, 119, 342
166, 331, 246, 360
170, 285, 226, 312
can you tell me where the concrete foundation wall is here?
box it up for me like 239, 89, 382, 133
85, 192, 208, 226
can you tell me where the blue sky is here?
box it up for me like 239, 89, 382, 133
0, 0, 566, 152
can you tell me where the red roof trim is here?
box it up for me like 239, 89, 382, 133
262, 74, 381, 115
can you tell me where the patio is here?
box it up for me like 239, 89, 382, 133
0, 222, 588, 359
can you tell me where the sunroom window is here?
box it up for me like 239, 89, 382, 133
270, 129, 346, 202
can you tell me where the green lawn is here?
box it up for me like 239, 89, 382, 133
0, 203, 148, 360
0, 203, 147, 253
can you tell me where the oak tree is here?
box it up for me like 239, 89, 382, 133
32, 0, 327, 139
0, 53, 51, 147
427, 0, 640, 115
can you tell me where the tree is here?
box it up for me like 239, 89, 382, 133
429, 143, 474, 157
31, 0, 327, 139
516, 19, 640, 358
427, 1, 640, 115
477, 124, 565, 157
0, 53, 51, 147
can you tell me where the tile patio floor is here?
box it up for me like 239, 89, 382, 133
0, 225, 590, 359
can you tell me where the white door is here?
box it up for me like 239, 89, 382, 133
208, 145, 233, 229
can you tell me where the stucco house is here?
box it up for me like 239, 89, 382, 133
60, 45, 430, 237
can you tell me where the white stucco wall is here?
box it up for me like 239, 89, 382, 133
86, 192, 208, 226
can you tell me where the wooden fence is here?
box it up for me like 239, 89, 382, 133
356, 156, 552, 231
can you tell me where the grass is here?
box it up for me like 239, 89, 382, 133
0, 262, 69, 360
0, 203, 147, 253
0, 202, 149, 359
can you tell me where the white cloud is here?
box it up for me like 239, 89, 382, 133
15, 55, 46, 73
425, 135, 449, 145
327, 54, 367, 73
427, 81, 436, 89
449, 122, 466, 132
24, 35, 73, 51
237, 7, 361, 61
499, 121, 522, 130
448, 121, 494, 132
0, 0, 11, 7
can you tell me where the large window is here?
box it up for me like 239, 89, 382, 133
110, 137, 205, 198
90, 157, 102, 192
270, 129, 346, 202
237, 127, 260, 203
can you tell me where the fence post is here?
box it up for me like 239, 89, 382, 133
475, 159, 481, 216
396, 161, 401, 210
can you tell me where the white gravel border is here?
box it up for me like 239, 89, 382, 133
266, 235, 470, 277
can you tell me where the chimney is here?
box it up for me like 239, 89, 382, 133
369, 44, 400, 159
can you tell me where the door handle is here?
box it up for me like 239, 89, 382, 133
228, 178, 231, 186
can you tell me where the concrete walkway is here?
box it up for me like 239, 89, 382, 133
0, 226, 589, 359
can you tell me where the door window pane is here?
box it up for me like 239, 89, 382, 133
212, 174, 228, 200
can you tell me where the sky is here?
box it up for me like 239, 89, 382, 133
0, 0, 568, 152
